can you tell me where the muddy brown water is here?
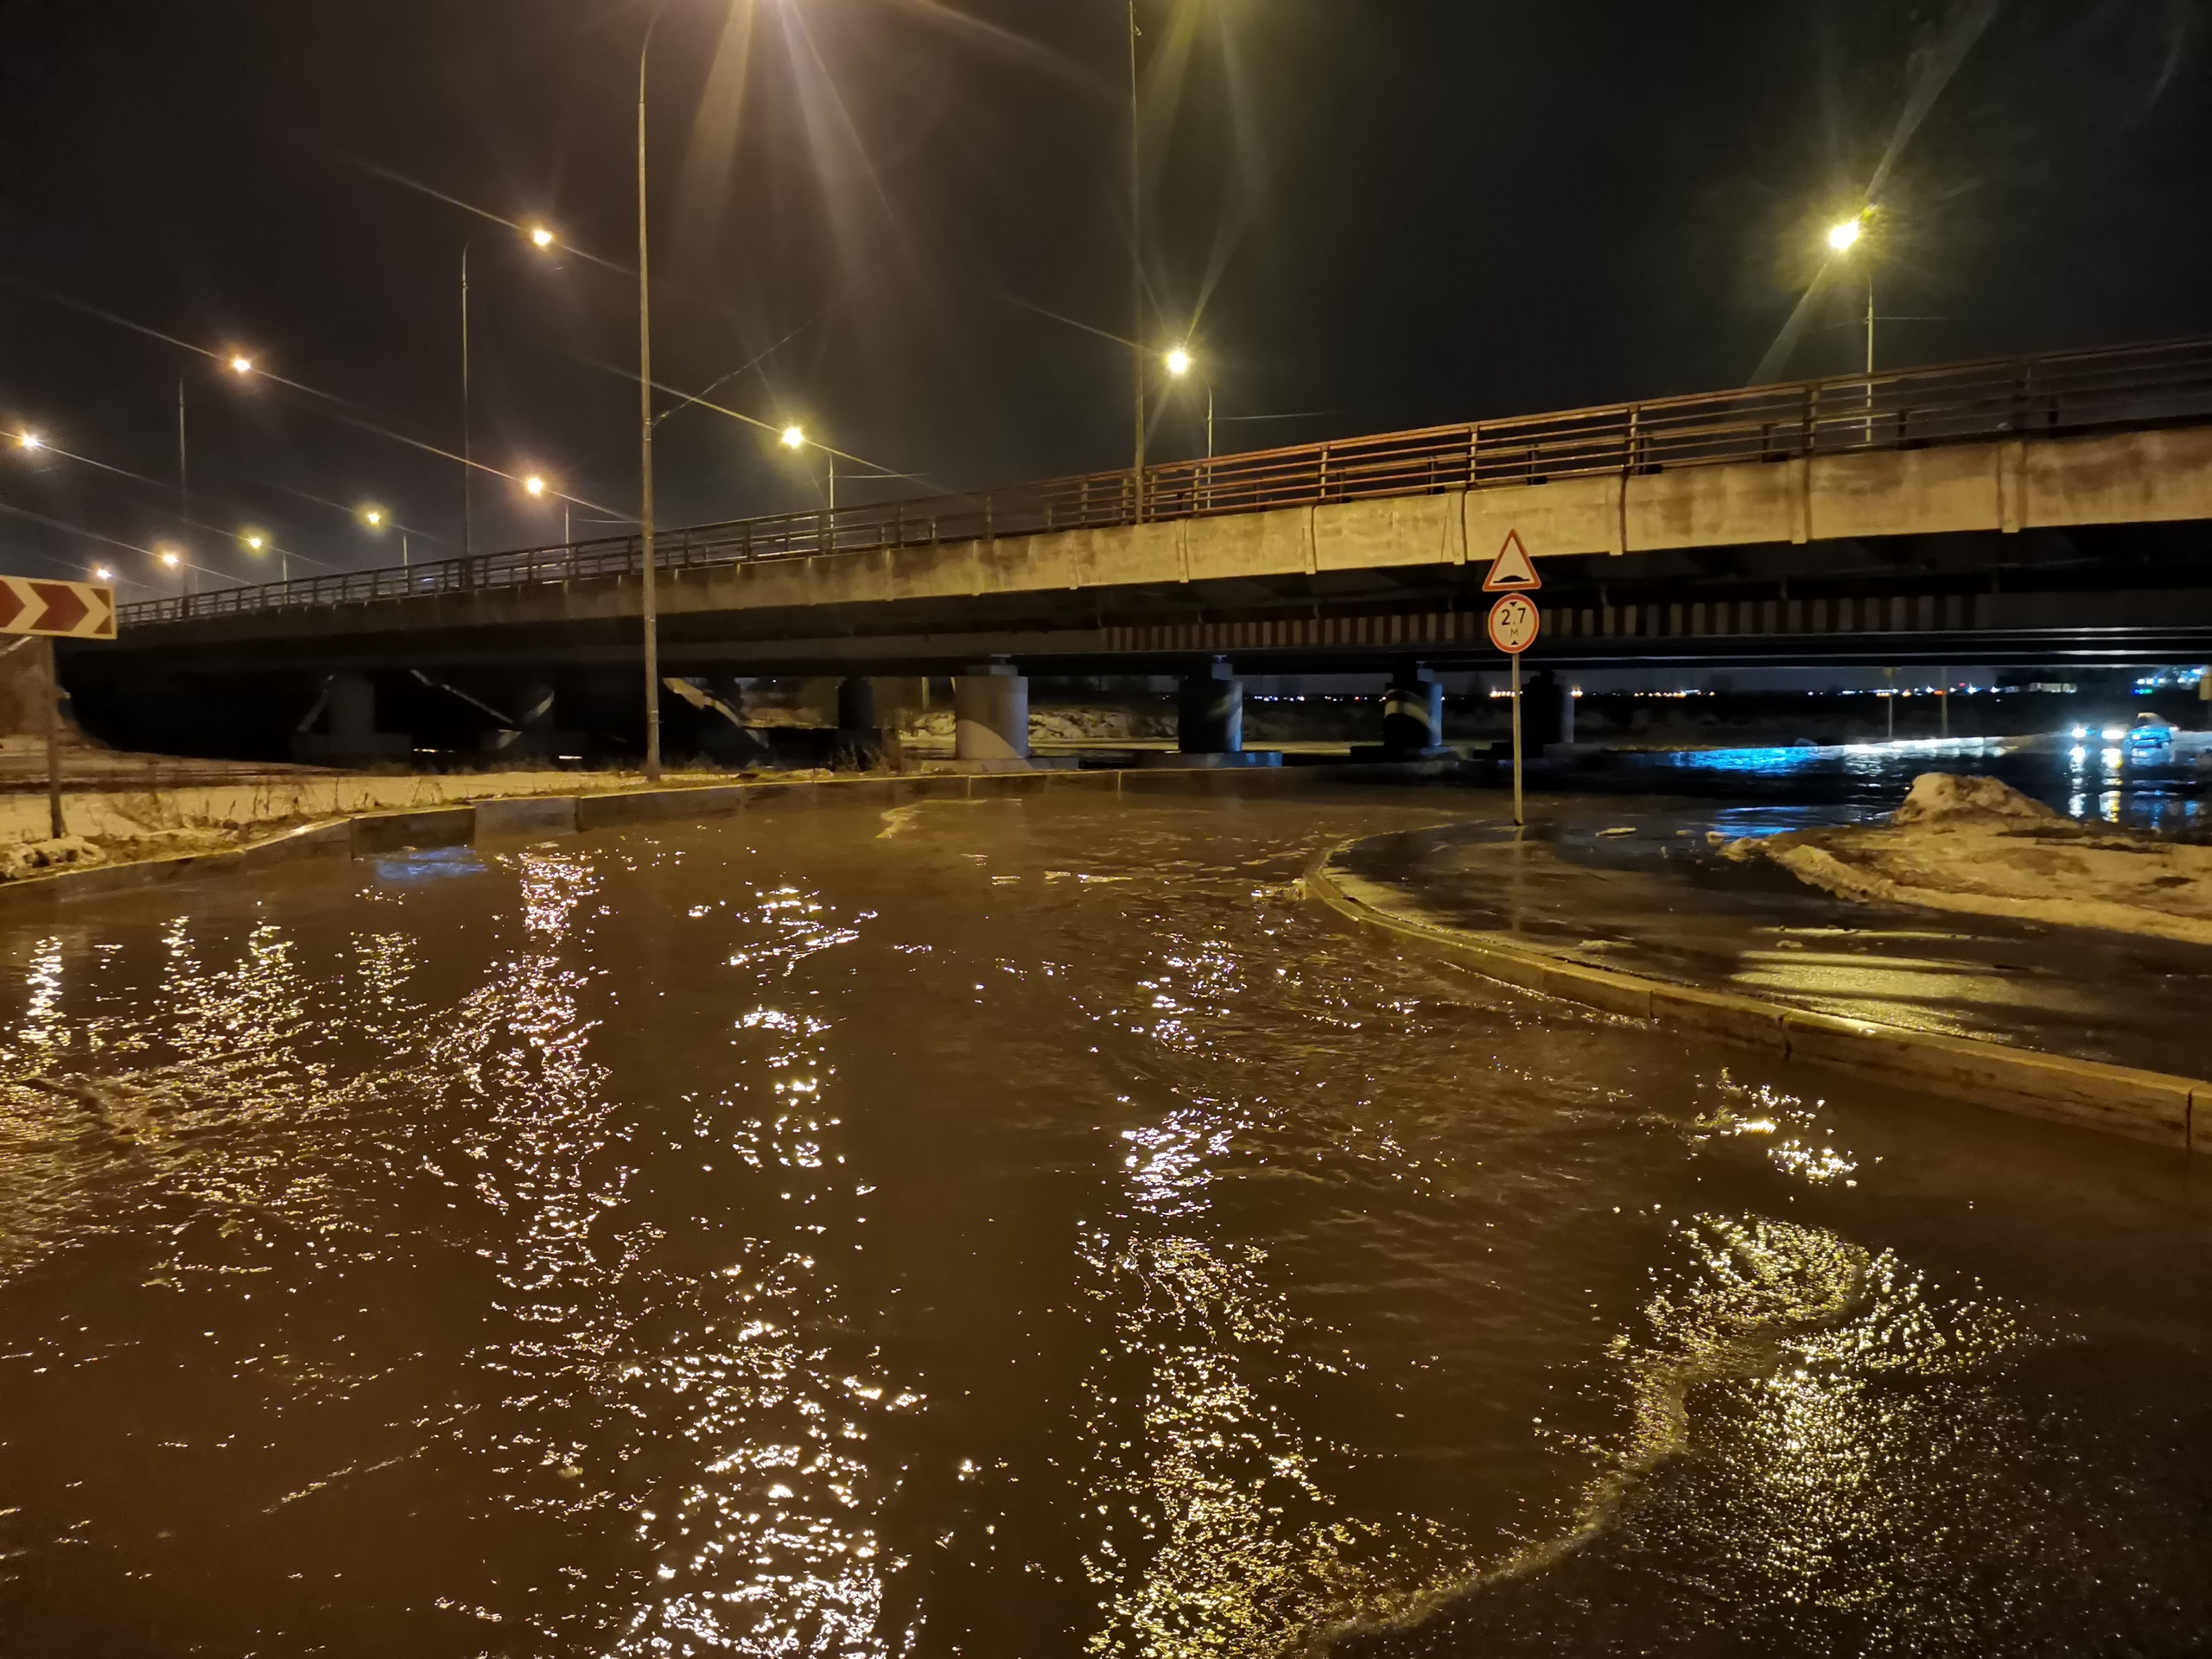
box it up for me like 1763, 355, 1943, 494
0, 786, 2205, 1656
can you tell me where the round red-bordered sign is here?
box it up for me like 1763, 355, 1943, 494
1487, 592, 1540, 654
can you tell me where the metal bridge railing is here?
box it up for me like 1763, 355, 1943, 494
118, 333, 2212, 629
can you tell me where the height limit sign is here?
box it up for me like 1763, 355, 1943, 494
1480, 531, 1541, 828
1486, 592, 1539, 653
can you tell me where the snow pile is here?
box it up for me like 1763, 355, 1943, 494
1888, 772, 2057, 827
0, 836, 107, 880
1726, 772, 2212, 945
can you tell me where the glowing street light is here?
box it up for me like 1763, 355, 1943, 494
779, 424, 839, 511
516, 473, 570, 543
156, 543, 194, 601
228, 353, 255, 377
16, 430, 41, 451
460, 220, 562, 560
1164, 346, 1216, 460
92, 566, 112, 582
359, 502, 410, 567
239, 527, 292, 583
1825, 206, 1878, 382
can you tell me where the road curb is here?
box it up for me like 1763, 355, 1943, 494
1302, 847, 2203, 1154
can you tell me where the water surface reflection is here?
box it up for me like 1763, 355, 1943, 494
0, 791, 2203, 1656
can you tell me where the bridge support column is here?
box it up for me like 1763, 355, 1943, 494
836, 676, 882, 769
1178, 659, 1243, 754
954, 666, 1028, 762
1525, 671, 1575, 751
330, 671, 375, 743
1381, 665, 1446, 757
481, 676, 564, 760
293, 670, 410, 766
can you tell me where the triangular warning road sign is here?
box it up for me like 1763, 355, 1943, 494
1482, 530, 1541, 593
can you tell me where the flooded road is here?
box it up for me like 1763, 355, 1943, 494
1331, 808, 2212, 1076
0, 786, 2206, 1656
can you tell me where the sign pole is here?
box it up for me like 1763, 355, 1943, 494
1482, 531, 1541, 833
43, 638, 63, 841
0, 575, 117, 839
1503, 650, 1522, 831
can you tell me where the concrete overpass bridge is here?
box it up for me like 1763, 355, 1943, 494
71, 334, 2212, 763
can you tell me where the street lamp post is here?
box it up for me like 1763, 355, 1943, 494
461, 225, 556, 561
1164, 346, 1212, 457
461, 242, 474, 559
1827, 213, 1874, 376
1128, 0, 1146, 522
243, 530, 285, 584
359, 505, 393, 578
781, 424, 836, 512
1827, 212, 1876, 441
519, 473, 570, 544
635, 10, 679, 783
176, 379, 189, 570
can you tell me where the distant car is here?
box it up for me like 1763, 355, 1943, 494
2123, 712, 2176, 753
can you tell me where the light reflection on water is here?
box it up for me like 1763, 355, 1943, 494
0, 796, 2204, 1656
1617, 736, 2208, 836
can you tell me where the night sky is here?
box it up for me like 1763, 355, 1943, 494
2, 1, 2208, 598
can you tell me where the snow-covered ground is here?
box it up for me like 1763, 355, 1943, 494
1725, 772, 2212, 946
0, 765, 713, 882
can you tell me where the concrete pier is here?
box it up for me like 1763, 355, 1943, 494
1381, 665, 1446, 757
482, 676, 562, 759
1526, 671, 1575, 751
295, 671, 410, 766
1177, 659, 1243, 754
836, 676, 882, 767
955, 667, 1028, 761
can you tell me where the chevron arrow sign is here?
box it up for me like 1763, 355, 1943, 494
0, 576, 117, 639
